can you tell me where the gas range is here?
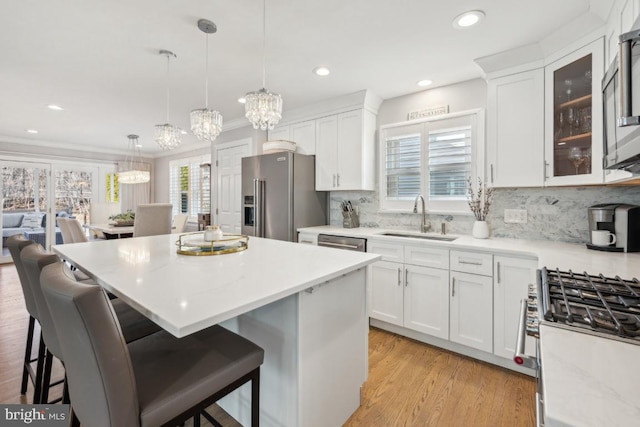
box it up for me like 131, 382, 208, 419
533, 267, 640, 344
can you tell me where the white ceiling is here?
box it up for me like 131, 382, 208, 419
0, 0, 614, 156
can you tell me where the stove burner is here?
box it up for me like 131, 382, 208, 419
541, 268, 640, 340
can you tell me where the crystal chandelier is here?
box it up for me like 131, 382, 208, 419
119, 135, 150, 184
245, 0, 282, 130
155, 50, 182, 150
190, 19, 223, 143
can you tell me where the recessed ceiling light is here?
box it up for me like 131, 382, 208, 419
26, 129, 39, 134
180, 130, 188, 135
238, 97, 246, 104
47, 104, 64, 111
313, 66, 331, 77
453, 10, 485, 29
417, 79, 433, 87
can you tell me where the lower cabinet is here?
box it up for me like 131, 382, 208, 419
493, 255, 537, 359
449, 271, 493, 353
369, 243, 449, 340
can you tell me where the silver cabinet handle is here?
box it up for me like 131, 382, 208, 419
490, 164, 494, 184
333, 174, 336, 188
452, 277, 455, 296
337, 173, 340, 187
514, 299, 537, 369
405, 268, 409, 287
397, 268, 402, 286
543, 161, 548, 180
497, 261, 501, 283
459, 260, 482, 266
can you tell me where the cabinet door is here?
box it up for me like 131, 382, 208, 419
315, 115, 338, 190
450, 271, 493, 352
544, 38, 604, 186
369, 260, 403, 326
487, 69, 544, 187
493, 256, 537, 359
336, 110, 364, 190
404, 265, 449, 339
297, 232, 317, 245
291, 120, 316, 155
267, 125, 290, 141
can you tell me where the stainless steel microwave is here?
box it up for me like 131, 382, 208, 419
603, 28, 640, 172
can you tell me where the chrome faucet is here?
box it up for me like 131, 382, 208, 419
413, 195, 431, 233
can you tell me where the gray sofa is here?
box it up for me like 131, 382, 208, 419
2, 212, 64, 246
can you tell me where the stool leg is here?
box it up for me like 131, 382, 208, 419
251, 368, 260, 427
62, 376, 70, 405
20, 316, 36, 395
40, 349, 54, 404
32, 333, 46, 404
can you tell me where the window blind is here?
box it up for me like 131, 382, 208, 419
169, 155, 211, 219
427, 126, 472, 200
385, 133, 421, 200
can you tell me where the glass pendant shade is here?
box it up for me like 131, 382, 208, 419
154, 123, 182, 150
244, 88, 282, 130
119, 135, 150, 185
190, 108, 223, 142
155, 50, 181, 150
191, 19, 223, 143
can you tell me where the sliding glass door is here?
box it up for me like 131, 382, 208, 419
1, 161, 51, 262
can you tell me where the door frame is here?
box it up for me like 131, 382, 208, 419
212, 138, 254, 227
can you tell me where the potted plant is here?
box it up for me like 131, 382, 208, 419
108, 210, 135, 226
467, 177, 493, 239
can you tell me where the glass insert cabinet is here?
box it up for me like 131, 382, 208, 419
545, 38, 604, 185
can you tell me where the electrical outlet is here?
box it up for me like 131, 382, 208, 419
504, 209, 528, 224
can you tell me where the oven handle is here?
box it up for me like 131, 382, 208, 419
514, 299, 538, 369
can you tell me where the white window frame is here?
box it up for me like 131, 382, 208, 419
169, 154, 211, 222
378, 109, 485, 214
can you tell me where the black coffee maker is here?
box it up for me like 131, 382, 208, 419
587, 204, 640, 252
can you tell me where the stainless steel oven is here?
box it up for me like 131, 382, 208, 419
516, 267, 640, 426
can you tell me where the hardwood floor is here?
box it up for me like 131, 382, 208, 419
1, 262, 536, 426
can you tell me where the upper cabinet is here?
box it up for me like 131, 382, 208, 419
544, 38, 604, 186
487, 69, 545, 188
316, 109, 376, 191
267, 120, 316, 155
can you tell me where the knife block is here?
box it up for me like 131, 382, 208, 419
342, 210, 360, 228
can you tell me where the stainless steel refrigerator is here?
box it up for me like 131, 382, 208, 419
241, 152, 327, 242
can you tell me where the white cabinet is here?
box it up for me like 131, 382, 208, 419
267, 120, 316, 155
297, 232, 317, 245
487, 69, 545, 187
544, 37, 605, 186
315, 109, 376, 191
449, 250, 493, 353
368, 242, 449, 339
493, 256, 537, 359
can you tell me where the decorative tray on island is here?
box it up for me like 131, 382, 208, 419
176, 232, 249, 256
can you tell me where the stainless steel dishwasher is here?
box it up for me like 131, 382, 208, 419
317, 234, 366, 252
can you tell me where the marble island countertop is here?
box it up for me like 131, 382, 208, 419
298, 225, 640, 279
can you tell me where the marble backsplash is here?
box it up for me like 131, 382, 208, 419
329, 186, 640, 244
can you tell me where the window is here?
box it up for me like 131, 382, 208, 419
169, 155, 211, 221
106, 173, 120, 203
379, 109, 484, 213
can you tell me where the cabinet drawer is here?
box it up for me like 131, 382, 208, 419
404, 245, 449, 270
367, 241, 403, 262
298, 232, 317, 245
450, 250, 493, 276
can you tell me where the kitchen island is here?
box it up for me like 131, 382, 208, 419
53, 234, 380, 427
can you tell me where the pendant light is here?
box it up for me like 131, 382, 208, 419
190, 19, 223, 143
118, 135, 150, 184
244, 0, 282, 130
155, 50, 182, 150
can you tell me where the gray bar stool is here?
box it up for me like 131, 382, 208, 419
40, 262, 264, 426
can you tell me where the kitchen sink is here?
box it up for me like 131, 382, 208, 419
378, 232, 458, 242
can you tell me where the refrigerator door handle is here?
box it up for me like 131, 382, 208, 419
253, 179, 265, 237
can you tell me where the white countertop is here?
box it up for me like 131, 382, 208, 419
53, 234, 380, 337
298, 225, 640, 279
540, 325, 640, 427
